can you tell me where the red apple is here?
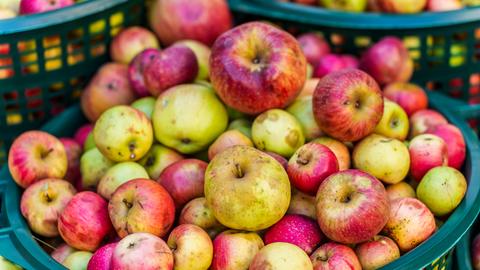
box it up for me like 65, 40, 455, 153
427, 123, 466, 169
264, 214, 323, 255
472, 233, 480, 270
313, 54, 345, 79
87, 242, 117, 270
74, 124, 93, 148
110, 26, 160, 64
288, 188, 317, 220
138, 144, 184, 180
311, 243, 361, 270
58, 191, 112, 251
313, 69, 384, 142
264, 151, 289, 170
383, 82, 428, 116
109, 179, 175, 238
312, 137, 351, 171
8, 131, 67, 188
60, 138, 81, 183
409, 109, 448, 138
167, 224, 213, 270
212, 230, 264, 270
427, 0, 463, 11
210, 22, 307, 115
179, 197, 225, 238
51, 244, 77, 264
157, 159, 207, 209
360, 37, 413, 85
382, 198, 436, 252
378, 0, 427, 13
111, 233, 173, 270
19, 0, 73, 14
288, 142, 339, 195
208, 130, 253, 160
409, 134, 448, 181
297, 33, 331, 66
315, 169, 390, 244
355, 235, 400, 270
386, 182, 416, 201
341, 55, 360, 69
144, 45, 198, 97
128, 48, 161, 97
149, 0, 232, 46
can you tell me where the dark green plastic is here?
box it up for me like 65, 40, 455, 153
1, 92, 480, 269
0, 0, 144, 166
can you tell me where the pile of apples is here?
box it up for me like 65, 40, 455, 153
5, 0, 470, 269
285, 0, 479, 13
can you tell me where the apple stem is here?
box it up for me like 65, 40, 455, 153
129, 143, 136, 160
40, 148, 53, 159
296, 151, 310, 165
234, 163, 244, 178
123, 199, 133, 209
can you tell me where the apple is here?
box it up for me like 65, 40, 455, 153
427, 0, 463, 10
111, 233, 174, 270
355, 235, 400, 270
360, 37, 413, 85
138, 144, 183, 180
226, 105, 248, 120
382, 198, 436, 252
472, 234, 480, 269
288, 188, 317, 220
175, 40, 211, 81
0, 0, 20, 13
286, 96, 324, 141
131, 97, 156, 119
59, 138, 81, 183
252, 109, 305, 157
58, 191, 112, 251
374, 99, 409, 140
0, 256, 22, 270
98, 161, 149, 199
313, 69, 383, 142
227, 119, 252, 139
210, 22, 307, 115
80, 63, 136, 122
94, 105, 153, 162
144, 45, 198, 97
383, 82, 428, 116
80, 147, 115, 191
417, 166, 467, 216
149, 0, 232, 46
409, 134, 448, 181
157, 159, 207, 208
297, 33, 331, 66
19, 0, 74, 15
51, 243, 77, 264
386, 181, 416, 201
353, 134, 410, 184
342, 55, 360, 69
167, 224, 213, 270
109, 179, 175, 238
310, 243, 361, 270
62, 251, 93, 270
8, 130, 67, 188
316, 169, 390, 244
211, 230, 264, 270
152, 84, 228, 154
179, 197, 225, 238
110, 26, 160, 64
250, 242, 313, 270
312, 137, 351, 171
292, 0, 317, 4
427, 123, 466, 169
83, 132, 95, 152
87, 242, 117, 270
74, 124, 93, 148
264, 151, 289, 170
288, 142, 339, 195
409, 109, 448, 138
378, 0, 428, 13
208, 130, 254, 160
128, 48, 161, 97
313, 54, 345, 79
264, 214, 323, 254
20, 178, 76, 237
320, 0, 367, 11
205, 146, 291, 231
298, 78, 320, 98
368, 0, 382, 10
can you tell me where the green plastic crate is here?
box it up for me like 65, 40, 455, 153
1, 92, 480, 269
228, 0, 480, 103
0, 0, 145, 166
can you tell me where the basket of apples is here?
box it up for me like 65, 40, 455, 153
0, 0, 145, 167
1, 7, 480, 270
228, 0, 480, 110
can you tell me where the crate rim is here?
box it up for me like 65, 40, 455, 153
230, 0, 480, 30
0, 0, 132, 35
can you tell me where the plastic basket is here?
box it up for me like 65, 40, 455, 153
1, 92, 480, 269
228, 0, 480, 102
0, 0, 145, 166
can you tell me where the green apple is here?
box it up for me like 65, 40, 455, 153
152, 84, 228, 154
62, 251, 92, 270
252, 109, 305, 157
97, 161, 149, 199
131, 97, 156, 119
417, 166, 467, 216
83, 132, 95, 152
228, 119, 252, 139
353, 134, 410, 184
80, 147, 115, 190
374, 99, 409, 140
286, 96, 323, 141
175, 40, 211, 81
0, 256, 22, 270
226, 106, 247, 120
138, 144, 184, 179
205, 146, 291, 231
94, 105, 153, 162
320, 0, 368, 12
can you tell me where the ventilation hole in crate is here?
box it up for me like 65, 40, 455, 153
3, 91, 18, 101
426, 81, 442, 91
44, 46, 63, 71
0, 43, 10, 55
330, 33, 345, 46
469, 96, 480, 104
25, 87, 41, 98
110, 12, 124, 27
0, 58, 14, 79
354, 36, 371, 48
27, 99, 43, 109
450, 44, 467, 67
469, 86, 480, 96
67, 43, 85, 66
28, 111, 44, 122
449, 78, 463, 88
48, 82, 65, 93
6, 113, 22, 126
89, 20, 107, 35
90, 45, 106, 57
43, 36, 61, 48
